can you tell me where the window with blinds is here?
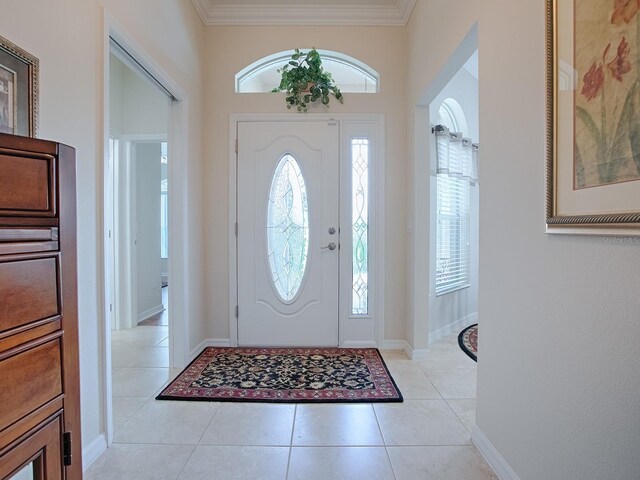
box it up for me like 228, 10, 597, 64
434, 119, 476, 296
435, 173, 470, 295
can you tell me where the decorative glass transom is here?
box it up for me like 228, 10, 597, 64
352, 139, 369, 315
236, 49, 379, 93
267, 154, 309, 302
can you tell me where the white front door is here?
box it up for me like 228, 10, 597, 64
237, 121, 339, 346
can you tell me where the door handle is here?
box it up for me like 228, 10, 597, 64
321, 242, 337, 251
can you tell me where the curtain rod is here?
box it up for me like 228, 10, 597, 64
431, 124, 479, 148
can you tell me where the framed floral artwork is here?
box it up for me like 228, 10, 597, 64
0, 35, 38, 137
547, 0, 640, 234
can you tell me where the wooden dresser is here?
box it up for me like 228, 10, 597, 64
0, 133, 82, 479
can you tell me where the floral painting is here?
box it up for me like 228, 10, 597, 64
575, 0, 640, 188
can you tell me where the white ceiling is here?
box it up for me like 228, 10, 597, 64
191, 0, 416, 26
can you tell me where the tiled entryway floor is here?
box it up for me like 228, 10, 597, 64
87, 329, 495, 480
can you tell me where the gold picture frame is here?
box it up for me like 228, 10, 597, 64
0, 35, 38, 137
546, 0, 640, 234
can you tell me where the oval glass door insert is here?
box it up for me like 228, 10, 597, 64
267, 154, 309, 302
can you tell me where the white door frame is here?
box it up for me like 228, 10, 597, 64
229, 114, 385, 348
102, 11, 191, 446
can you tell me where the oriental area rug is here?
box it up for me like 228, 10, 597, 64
458, 324, 478, 362
157, 347, 403, 403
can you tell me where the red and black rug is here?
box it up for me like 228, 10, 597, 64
458, 324, 478, 361
157, 347, 403, 403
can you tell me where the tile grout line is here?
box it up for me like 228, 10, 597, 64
442, 396, 476, 435
371, 403, 398, 480
172, 401, 222, 480
110, 326, 191, 478
111, 395, 152, 438
111, 333, 170, 439
196, 402, 223, 445
170, 444, 198, 480
285, 404, 297, 480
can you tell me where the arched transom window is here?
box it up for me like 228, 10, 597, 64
236, 49, 379, 94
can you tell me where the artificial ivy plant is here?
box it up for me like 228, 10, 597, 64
272, 48, 344, 112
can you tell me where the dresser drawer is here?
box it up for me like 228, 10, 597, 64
0, 338, 63, 432
0, 413, 63, 480
0, 152, 55, 217
0, 228, 59, 255
0, 257, 59, 334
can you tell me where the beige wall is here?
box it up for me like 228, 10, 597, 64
203, 25, 409, 342
408, 0, 640, 478
477, 1, 640, 478
0, 0, 206, 455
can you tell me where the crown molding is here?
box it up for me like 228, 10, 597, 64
191, 0, 416, 26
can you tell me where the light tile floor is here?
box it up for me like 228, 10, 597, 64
87, 329, 495, 480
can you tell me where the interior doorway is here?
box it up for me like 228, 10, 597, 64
108, 49, 172, 441
428, 50, 479, 344
103, 17, 190, 447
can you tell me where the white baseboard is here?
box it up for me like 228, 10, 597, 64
410, 349, 429, 360
137, 303, 165, 323
380, 340, 431, 360
472, 426, 520, 480
342, 341, 377, 348
189, 338, 231, 361
380, 339, 410, 350
429, 312, 478, 344
82, 433, 107, 471
380, 340, 411, 359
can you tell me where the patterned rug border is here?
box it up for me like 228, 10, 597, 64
156, 347, 403, 404
458, 324, 478, 362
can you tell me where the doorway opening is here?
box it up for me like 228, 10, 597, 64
108, 48, 171, 445
428, 53, 479, 344
103, 17, 190, 448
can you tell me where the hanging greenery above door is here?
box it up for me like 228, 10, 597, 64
272, 48, 344, 112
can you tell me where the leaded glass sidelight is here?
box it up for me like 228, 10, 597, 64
267, 154, 309, 302
352, 139, 369, 315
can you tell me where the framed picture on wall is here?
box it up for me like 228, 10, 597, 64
0, 35, 38, 137
546, 0, 640, 234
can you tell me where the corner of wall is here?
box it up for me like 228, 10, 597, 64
472, 426, 521, 480
82, 433, 108, 472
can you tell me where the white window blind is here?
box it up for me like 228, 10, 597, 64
434, 125, 477, 295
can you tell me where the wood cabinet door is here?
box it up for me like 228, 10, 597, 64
0, 414, 64, 480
